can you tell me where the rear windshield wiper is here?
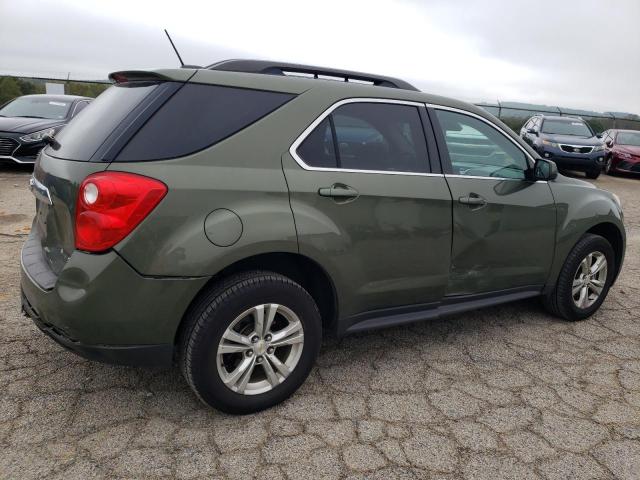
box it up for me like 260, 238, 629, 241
14, 115, 48, 119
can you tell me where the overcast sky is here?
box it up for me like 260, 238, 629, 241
1, 0, 639, 113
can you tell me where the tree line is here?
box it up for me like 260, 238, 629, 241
0, 76, 108, 105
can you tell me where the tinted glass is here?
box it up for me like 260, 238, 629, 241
297, 117, 336, 168
49, 83, 158, 161
616, 131, 640, 146
116, 84, 294, 161
332, 103, 428, 173
0, 96, 71, 120
435, 109, 528, 179
541, 119, 592, 137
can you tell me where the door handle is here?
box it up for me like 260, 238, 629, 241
318, 184, 359, 199
459, 194, 487, 207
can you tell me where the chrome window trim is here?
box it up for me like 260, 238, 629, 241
288, 98, 547, 183
445, 173, 548, 184
288, 97, 443, 177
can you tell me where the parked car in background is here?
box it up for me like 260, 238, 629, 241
0, 94, 91, 164
21, 60, 625, 413
601, 129, 640, 174
520, 114, 605, 178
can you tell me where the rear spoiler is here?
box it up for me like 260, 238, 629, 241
108, 70, 172, 84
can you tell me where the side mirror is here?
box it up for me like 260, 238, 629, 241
606, 140, 613, 148
596, 133, 603, 139
527, 128, 538, 135
534, 158, 558, 181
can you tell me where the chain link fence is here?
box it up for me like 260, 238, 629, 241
476, 101, 640, 135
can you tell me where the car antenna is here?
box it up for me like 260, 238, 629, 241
164, 29, 202, 69
164, 29, 185, 66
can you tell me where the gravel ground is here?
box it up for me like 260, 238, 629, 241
1, 163, 639, 480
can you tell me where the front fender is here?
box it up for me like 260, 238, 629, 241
545, 178, 625, 290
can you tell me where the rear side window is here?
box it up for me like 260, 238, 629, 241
48, 83, 159, 161
296, 102, 429, 173
116, 84, 294, 161
297, 118, 335, 168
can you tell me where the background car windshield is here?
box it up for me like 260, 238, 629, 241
541, 119, 592, 137
616, 132, 640, 146
0, 96, 71, 119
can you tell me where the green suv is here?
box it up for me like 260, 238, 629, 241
20, 60, 625, 413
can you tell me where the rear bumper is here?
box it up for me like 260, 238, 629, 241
20, 237, 209, 367
22, 290, 173, 366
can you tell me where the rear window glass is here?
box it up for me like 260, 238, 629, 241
115, 84, 295, 161
48, 83, 158, 161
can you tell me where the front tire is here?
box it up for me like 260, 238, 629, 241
586, 167, 601, 179
179, 271, 322, 414
543, 234, 615, 321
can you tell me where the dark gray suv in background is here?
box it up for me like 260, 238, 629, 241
520, 114, 605, 178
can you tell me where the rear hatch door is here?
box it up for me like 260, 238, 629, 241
26, 79, 174, 284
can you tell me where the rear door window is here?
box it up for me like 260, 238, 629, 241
115, 84, 294, 161
296, 102, 429, 173
296, 117, 336, 168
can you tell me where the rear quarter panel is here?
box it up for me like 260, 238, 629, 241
110, 125, 299, 277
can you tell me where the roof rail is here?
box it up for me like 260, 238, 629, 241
207, 59, 419, 91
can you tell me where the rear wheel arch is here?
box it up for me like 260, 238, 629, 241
174, 252, 338, 352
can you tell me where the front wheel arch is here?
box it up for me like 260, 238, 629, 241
586, 222, 624, 281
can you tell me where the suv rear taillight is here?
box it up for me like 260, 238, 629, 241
75, 172, 167, 252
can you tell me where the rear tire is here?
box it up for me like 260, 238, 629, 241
542, 234, 615, 321
179, 271, 322, 414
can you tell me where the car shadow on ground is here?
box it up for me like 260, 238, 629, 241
24, 295, 557, 420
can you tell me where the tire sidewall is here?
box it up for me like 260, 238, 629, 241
186, 277, 321, 414
557, 235, 615, 320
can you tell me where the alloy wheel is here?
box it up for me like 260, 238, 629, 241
216, 304, 304, 395
572, 251, 607, 309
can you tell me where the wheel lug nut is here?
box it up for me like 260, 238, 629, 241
267, 347, 274, 354
246, 350, 253, 357
265, 334, 272, 341
256, 356, 263, 364
251, 336, 259, 343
